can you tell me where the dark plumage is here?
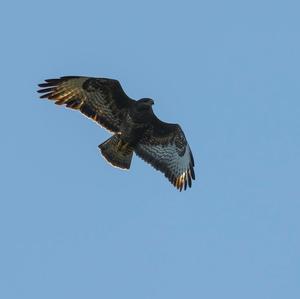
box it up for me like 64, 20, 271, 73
37, 76, 195, 191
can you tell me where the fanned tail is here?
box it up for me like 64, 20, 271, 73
98, 135, 133, 170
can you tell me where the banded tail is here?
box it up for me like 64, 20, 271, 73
98, 135, 133, 170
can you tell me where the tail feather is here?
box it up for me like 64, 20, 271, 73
98, 135, 133, 170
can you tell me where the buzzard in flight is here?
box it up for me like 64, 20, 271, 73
38, 76, 195, 191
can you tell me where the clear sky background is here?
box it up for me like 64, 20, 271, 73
0, 0, 299, 298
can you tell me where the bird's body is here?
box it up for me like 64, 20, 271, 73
38, 76, 195, 191
120, 100, 153, 146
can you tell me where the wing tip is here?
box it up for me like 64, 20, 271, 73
170, 164, 195, 192
37, 76, 81, 90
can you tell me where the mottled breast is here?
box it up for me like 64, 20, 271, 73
120, 112, 149, 146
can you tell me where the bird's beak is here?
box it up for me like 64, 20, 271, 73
148, 99, 154, 106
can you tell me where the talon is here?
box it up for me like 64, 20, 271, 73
117, 140, 122, 150
121, 143, 128, 151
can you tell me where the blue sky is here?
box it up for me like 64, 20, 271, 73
0, 0, 299, 298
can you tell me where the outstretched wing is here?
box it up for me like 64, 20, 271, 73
38, 76, 135, 132
135, 119, 195, 191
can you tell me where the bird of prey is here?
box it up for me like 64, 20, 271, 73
37, 76, 195, 191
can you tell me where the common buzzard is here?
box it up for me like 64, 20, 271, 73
37, 76, 195, 191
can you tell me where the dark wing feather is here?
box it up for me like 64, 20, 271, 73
135, 118, 195, 191
38, 76, 135, 132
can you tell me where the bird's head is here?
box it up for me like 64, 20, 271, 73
136, 98, 154, 112
138, 98, 154, 106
